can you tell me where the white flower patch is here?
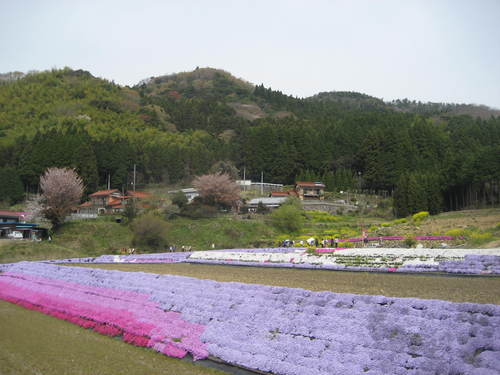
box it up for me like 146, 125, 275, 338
189, 248, 500, 269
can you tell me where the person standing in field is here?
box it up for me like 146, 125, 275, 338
362, 230, 368, 247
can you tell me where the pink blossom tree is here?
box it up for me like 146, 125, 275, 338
40, 167, 84, 228
192, 173, 240, 210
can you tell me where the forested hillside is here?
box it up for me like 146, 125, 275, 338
0, 67, 499, 216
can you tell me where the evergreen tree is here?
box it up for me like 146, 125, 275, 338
0, 167, 24, 205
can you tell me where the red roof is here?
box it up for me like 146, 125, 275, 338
107, 197, 122, 206
127, 191, 152, 199
89, 189, 119, 197
79, 201, 92, 207
0, 210, 22, 218
271, 192, 289, 197
295, 181, 325, 187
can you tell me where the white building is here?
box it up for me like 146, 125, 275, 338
247, 197, 287, 211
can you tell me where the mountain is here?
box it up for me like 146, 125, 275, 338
0, 67, 499, 215
138, 67, 254, 100
307, 91, 390, 112
308, 91, 500, 119
137, 67, 297, 125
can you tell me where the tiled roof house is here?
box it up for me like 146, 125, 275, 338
79, 189, 151, 214
295, 181, 325, 200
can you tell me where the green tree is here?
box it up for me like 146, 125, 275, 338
0, 167, 24, 205
171, 191, 188, 208
122, 199, 138, 222
268, 203, 304, 233
131, 214, 169, 251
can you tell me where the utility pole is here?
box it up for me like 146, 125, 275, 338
107, 173, 111, 190
261, 171, 263, 195
133, 164, 136, 192
243, 167, 246, 191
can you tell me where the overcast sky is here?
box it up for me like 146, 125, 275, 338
1, 0, 499, 108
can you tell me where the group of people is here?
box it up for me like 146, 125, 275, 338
280, 231, 382, 249
281, 238, 341, 248
168, 243, 215, 252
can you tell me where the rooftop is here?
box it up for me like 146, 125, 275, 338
296, 181, 325, 188
89, 189, 119, 197
127, 191, 152, 199
248, 197, 287, 205
0, 210, 22, 217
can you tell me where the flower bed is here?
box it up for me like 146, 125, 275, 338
50, 248, 301, 264
0, 263, 207, 360
188, 248, 500, 274
49, 252, 193, 264
1, 262, 499, 375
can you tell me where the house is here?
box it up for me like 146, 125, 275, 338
236, 180, 283, 194
270, 191, 298, 198
78, 189, 152, 215
247, 197, 287, 211
0, 211, 48, 240
0, 222, 48, 241
295, 182, 325, 200
0, 210, 23, 223
81, 189, 125, 214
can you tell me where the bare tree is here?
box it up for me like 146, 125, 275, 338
40, 168, 84, 228
192, 173, 240, 209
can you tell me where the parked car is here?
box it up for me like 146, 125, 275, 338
9, 231, 23, 239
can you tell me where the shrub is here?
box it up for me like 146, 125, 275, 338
180, 200, 218, 219
469, 232, 494, 246
268, 205, 304, 234
131, 214, 169, 251
412, 211, 429, 224
171, 191, 188, 208
404, 236, 417, 248
393, 218, 407, 224
281, 196, 302, 209
445, 228, 469, 238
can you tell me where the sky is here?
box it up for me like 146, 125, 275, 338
1, 0, 499, 108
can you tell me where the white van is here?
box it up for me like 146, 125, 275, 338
9, 231, 23, 239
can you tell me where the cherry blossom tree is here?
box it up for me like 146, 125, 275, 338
40, 167, 84, 228
192, 173, 240, 209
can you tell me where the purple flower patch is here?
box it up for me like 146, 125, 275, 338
1, 262, 499, 374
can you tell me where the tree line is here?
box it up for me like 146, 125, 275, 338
0, 68, 499, 217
